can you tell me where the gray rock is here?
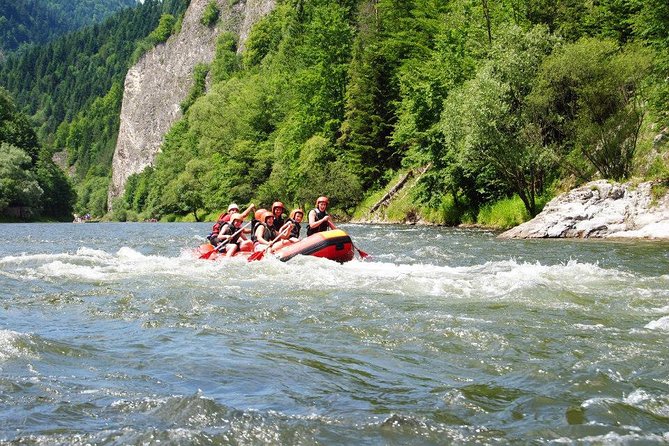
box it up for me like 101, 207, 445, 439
499, 180, 669, 239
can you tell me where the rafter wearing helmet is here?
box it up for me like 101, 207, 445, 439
287, 208, 304, 242
307, 196, 337, 237
213, 212, 250, 256
208, 202, 255, 242
270, 201, 286, 232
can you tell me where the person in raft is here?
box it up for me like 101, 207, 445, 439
270, 201, 287, 232
270, 200, 295, 241
286, 208, 304, 242
207, 202, 254, 243
307, 196, 336, 236
215, 212, 253, 256
253, 210, 292, 252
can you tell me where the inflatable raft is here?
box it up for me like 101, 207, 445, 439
196, 229, 355, 263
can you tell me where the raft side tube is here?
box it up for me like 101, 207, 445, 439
275, 229, 354, 263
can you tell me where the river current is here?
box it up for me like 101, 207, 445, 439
1, 222, 668, 445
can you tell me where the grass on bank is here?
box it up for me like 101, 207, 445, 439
476, 196, 531, 229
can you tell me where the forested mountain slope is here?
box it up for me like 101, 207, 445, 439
0, 0, 136, 54
115, 0, 669, 224
0, 0, 189, 218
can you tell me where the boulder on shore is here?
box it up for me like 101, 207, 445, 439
499, 180, 669, 239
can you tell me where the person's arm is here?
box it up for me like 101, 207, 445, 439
327, 214, 337, 229
308, 210, 323, 229
240, 203, 255, 220
308, 210, 333, 229
255, 226, 269, 244
278, 221, 293, 239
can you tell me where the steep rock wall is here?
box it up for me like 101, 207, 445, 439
108, 0, 274, 208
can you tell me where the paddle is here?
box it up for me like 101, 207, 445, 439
248, 223, 293, 262
354, 244, 370, 260
199, 221, 251, 259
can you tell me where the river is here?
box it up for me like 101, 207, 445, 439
1, 222, 668, 444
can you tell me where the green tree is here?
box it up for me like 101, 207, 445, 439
438, 26, 556, 216
295, 135, 362, 212
201, 0, 220, 27
35, 148, 76, 219
210, 32, 240, 83
180, 63, 210, 114
0, 143, 43, 214
529, 38, 652, 180
148, 13, 176, 45
0, 87, 40, 162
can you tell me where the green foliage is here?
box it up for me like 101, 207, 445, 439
0, 143, 43, 214
180, 64, 210, 114
0, 0, 188, 218
436, 25, 556, 217
650, 181, 669, 206
0, 88, 74, 219
4, 0, 669, 225
0, 0, 136, 53
201, 1, 220, 27
75, 170, 109, 216
476, 196, 531, 229
56, 82, 123, 179
211, 32, 240, 83
0, 1, 186, 139
294, 136, 362, 212
148, 13, 176, 45
0, 87, 39, 161
647, 154, 669, 180
529, 38, 653, 180
35, 148, 76, 220
242, 7, 286, 68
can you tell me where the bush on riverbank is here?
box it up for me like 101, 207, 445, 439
476, 197, 530, 229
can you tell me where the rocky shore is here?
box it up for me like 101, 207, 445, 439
499, 180, 669, 239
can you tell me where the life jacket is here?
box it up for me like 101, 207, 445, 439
207, 217, 227, 243
287, 218, 301, 239
250, 219, 260, 242
209, 210, 228, 236
272, 216, 285, 232
253, 221, 277, 244
218, 222, 241, 246
306, 208, 329, 236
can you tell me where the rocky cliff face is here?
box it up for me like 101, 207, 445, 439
108, 0, 274, 208
499, 180, 669, 239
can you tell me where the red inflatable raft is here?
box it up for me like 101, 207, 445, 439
196, 229, 355, 263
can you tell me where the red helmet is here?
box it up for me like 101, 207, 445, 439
316, 196, 329, 205
290, 208, 304, 220
272, 201, 285, 213
254, 209, 267, 221
263, 210, 274, 223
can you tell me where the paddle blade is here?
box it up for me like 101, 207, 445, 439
247, 250, 265, 262
198, 244, 216, 259
355, 246, 370, 260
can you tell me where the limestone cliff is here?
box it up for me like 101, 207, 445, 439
499, 180, 669, 239
108, 0, 274, 208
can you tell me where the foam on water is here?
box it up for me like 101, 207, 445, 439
0, 247, 650, 303
0, 329, 35, 361
645, 315, 669, 331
